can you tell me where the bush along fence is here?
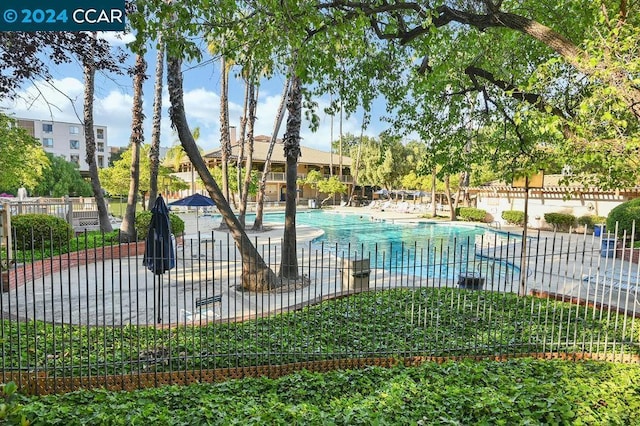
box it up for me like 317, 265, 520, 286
0, 222, 639, 395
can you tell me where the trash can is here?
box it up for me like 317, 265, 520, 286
600, 238, 617, 258
340, 257, 370, 291
457, 272, 485, 290
308, 199, 317, 209
594, 224, 605, 237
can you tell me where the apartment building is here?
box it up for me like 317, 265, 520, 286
172, 133, 355, 203
15, 118, 109, 174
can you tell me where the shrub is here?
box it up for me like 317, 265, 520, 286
457, 207, 487, 222
577, 215, 607, 229
502, 210, 525, 226
544, 212, 577, 231
135, 211, 185, 240
11, 214, 73, 250
607, 198, 640, 240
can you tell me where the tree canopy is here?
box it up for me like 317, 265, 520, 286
99, 144, 188, 198
0, 113, 50, 193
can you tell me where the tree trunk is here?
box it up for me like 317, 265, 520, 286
148, 37, 165, 209
219, 57, 233, 211
279, 75, 302, 280
253, 74, 291, 231
120, 54, 146, 240
82, 34, 112, 234
443, 174, 456, 221
430, 168, 437, 217
239, 81, 257, 227
236, 79, 250, 227
167, 55, 277, 291
348, 114, 367, 205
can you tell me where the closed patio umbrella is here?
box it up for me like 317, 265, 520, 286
143, 194, 175, 323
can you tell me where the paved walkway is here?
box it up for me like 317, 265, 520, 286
3, 206, 638, 325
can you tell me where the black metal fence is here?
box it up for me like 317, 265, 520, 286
1, 222, 639, 394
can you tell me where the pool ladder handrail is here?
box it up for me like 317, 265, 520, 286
488, 220, 501, 229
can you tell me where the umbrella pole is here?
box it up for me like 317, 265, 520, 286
196, 206, 199, 233
157, 275, 162, 324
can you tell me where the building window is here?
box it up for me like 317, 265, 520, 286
42, 138, 54, 147
69, 126, 79, 134
97, 142, 104, 152
97, 156, 104, 168
42, 123, 53, 133
96, 128, 104, 139
70, 140, 80, 150
70, 155, 80, 165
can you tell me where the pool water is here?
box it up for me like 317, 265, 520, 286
240, 210, 522, 284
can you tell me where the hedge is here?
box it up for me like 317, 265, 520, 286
457, 207, 487, 222
501, 210, 525, 226
607, 198, 640, 240
544, 213, 577, 231
577, 215, 607, 229
135, 211, 186, 240
11, 214, 73, 250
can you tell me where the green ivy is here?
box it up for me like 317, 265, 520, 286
17, 360, 640, 425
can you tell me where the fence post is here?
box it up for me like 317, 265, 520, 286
66, 197, 74, 228
0, 202, 12, 264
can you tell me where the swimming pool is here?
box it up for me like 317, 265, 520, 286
236, 210, 522, 284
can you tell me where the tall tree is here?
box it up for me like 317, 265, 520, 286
33, 153, 92, 197
253, 74, 291, 231
279, 74, 303, 280
100, 144, 187, 199
0, 32, 121, 100
147, 36, 165, 209
82, 33, 112, 233
238, 79, 258, 228
120, 54, 147, 239
167, 54, 278, 291
0, 114, 49, 193
219, 56, 233, 208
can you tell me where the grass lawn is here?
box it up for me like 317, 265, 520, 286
5, 358, 640, 425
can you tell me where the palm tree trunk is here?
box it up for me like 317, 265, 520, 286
236, 79, 250, 227
239, 81, 257, 227
348, 114, 366, 204
167, 55, 277, 291
119, 54, 146, 240
82, 33, 112, 233
148, 36, 165, 209
219, 56, 232, 208
430, 168, 437, 217
279, 75, 302, 280
253, 74, 290, 231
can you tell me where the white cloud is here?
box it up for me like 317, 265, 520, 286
97, 31, 136, 46
1, 72, 384, 157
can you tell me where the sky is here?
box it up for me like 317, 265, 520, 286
0, 31, 385, 154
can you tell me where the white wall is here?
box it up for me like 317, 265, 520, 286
476, 190, 631, 229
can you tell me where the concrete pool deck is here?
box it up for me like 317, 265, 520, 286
3, 206, 639, 325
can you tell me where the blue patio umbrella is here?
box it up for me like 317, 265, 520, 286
143, 194, 175, 323
168, 193, 216, 231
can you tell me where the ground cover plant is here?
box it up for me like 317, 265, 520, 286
9, 359, 640, 425
1, 289, 638, 378
3, 230, 124, 262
